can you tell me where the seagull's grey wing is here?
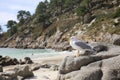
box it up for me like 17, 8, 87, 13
75, 41, 92, 49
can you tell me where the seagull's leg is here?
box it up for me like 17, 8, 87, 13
76, 50, 80, 57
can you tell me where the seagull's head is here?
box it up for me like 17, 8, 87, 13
70, 36, 78, 41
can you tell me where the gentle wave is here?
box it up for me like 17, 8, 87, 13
0, 48, 72, 59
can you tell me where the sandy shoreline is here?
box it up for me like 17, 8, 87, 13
33, 52, 74, 64
29, 52, 75, 80
3, 51, 75, 80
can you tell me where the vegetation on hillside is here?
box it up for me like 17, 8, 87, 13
0, 0, 120, 45
113, 7, 120, 18
17, 10, 31, 25
6, 20, 17, 36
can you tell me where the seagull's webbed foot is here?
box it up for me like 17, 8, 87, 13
76, 50, 80, 57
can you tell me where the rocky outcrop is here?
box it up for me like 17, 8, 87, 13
0, 71, 18, 80
0, 65, 34, 80
14, 65, 34, 79
0, 56, 33, 66
24, 57, 33, 64
57, 44, 120, 80
0, 56, 19, 66
0, 0, 120, 51
31, 64, 40, 71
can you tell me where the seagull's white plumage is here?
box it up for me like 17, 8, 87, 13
70, 36, 92, 56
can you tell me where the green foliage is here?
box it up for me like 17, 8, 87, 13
17, 10, 31, 24
80, 0, 91, 7
77, 0, 91, 17
77, 5, 88, 17
6, 20, 17, 35
50, 0, 58, 8
6, 20, 17, 28
50, 0, 65, 11
37, 13, 48, 22
112, 7, 120, 18
35, 0, 51, 26
65, 0, 74, 8
35, 1, 47, 15
76, 0, 90, 24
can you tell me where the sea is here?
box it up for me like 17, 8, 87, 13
0, 48, 71, 60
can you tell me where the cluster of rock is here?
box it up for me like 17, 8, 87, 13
57, 43, 120, 80
0, 65, 34, 80
0, 56, 19, 66
0, 56, 34, 80
19, 57, 33, 65
0, 56, 33, 66
0, 54, 61, 79
0, 28, 71, 51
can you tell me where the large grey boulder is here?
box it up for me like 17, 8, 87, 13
31, 64, 40, 71
0, 65, 34, 80
57, 45, 120, 80
72, 68, 102, 80
14, 65, 34, 79
59, 54, 118, 74
101, 55, 120, 80
0, 71, 17, 80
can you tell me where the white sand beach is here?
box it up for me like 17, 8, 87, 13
29, 53, 74, 80
3, 52, 75, 80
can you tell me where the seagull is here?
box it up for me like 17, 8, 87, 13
70, 36, 92, 57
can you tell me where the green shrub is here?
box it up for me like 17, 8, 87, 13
77, 5, 88, 17
113, 7, 120, 18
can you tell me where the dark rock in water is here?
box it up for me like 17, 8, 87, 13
57, 45, 120, 80
24, 57, 31, 61
19, 59, 25, 65
19, 57, 33, 65
93, 45, 108, 53
12, 58, 19, 65
0, 55, 2, 58
24, 57, 33, 64
26, 60, 33, 64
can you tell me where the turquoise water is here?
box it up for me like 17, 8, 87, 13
0, 48, 60, 59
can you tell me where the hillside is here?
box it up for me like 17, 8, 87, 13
0, 0, 120, 50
